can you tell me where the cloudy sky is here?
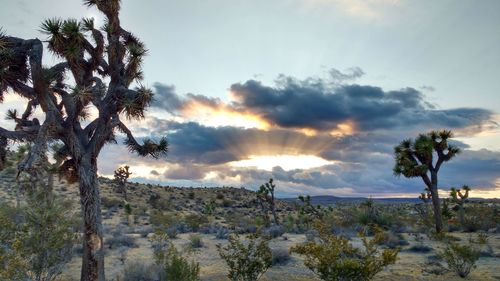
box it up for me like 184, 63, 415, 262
1, 0, 499, 197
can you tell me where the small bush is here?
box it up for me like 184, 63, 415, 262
217, 234, 272, 281
190, 235, 203, 248
271, 248, 291, 266
216, 227, 230, 240
166, 226, 178, 239
305, 229, 319, 242
160, 246, 200, 281
263, 225, 284, 239
440, 242, 480, 278
184, 213, 209, 232
150, 211, 176, 228
377, 231, 409, 249
407, 244, 433, 253
122, 262, 160, 281
107, 233, 137, 249
101, 196, 122, 209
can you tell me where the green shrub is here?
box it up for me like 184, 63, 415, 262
290, 222, 399, 281
0, 191, 78, 281
440, 241, 480, 278
149, 232, 200, 281
217, 234, 272, 281
122, 261, 159, 281
190, 235, 203, 248
184, 213, 209, 232
150, 211, 176, 228
160, 246, 200, 281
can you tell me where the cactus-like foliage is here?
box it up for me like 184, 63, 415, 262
0, 2, 168, 280
256, 178, 280, 225
449, 185, 471, 228
394, 130, 460, 233
114, 165, 131, 201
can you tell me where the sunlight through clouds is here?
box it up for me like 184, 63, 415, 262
230, 154, 333, 171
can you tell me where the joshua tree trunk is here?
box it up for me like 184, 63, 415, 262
270, 194, 279, 226
458, 205, 465, 228
429, 172, 443, 233
78, 157, 105, 281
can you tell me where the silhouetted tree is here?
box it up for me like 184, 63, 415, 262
0, 1, 167, 280
394, 130, 460, 233
449, 185, 471, 228
257, 178, 279, 225
114, 165, 131, 200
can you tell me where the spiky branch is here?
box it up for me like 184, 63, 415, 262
0, 1, 168, 280
393, 130, 460, 233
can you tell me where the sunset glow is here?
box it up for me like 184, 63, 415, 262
230, 154, 333, 171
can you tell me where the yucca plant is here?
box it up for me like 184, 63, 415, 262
0, 1, 168, 280
394, 130, 460, 233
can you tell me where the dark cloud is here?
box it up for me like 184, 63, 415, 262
163, 164, 208, 180
152, 83, 183, 114
105, 67, 499, 196
152, 82, 222, 114
230, 75, 494, 131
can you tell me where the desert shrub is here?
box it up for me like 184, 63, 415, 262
407, 244, 433, 253
160, 246, 200, 281
216, 227, 230, 240
462, 203, 499, 232
263, 225, 284, 239
291, 222, 399, 281
107, 232, 137, 249
202, 200, 216, 215
222, 199, 233, 207
124, 202, 132, 215
305, 229, 319, 242
216, 193, 225, 200
184, 213, 209, 232
440, 241, 480, 278
149, 232, 200, 281
135, 225, 154, 238
101, 196, 122, 209
166, 226, 178, 239
122, 261, 160, 281
377, 231, 409, 249
150, 211, 176, 228
475, 233, 489, 245
271, 248, 291, 266
0, 191, 78, 281
190, 235, 203, 248
217, 234, 272, 281
188, 191, 195, 200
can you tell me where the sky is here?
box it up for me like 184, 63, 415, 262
1, 0, 499, 198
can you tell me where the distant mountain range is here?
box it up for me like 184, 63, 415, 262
281, 195, 498, 205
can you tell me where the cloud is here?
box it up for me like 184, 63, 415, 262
229, 74, 494, 132
71, 66, 500, 197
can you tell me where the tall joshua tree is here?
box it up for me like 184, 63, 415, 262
0, 1, 168, 280
394, 130, 460, 233
257, 178, 280, 226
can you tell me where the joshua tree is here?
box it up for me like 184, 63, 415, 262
0, 1, 168, 280
114, 165, 131, 200
449, 185, 471, 228
298, 195, 327, 219
256, 178, 280, 225
394, 130, 460, 233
